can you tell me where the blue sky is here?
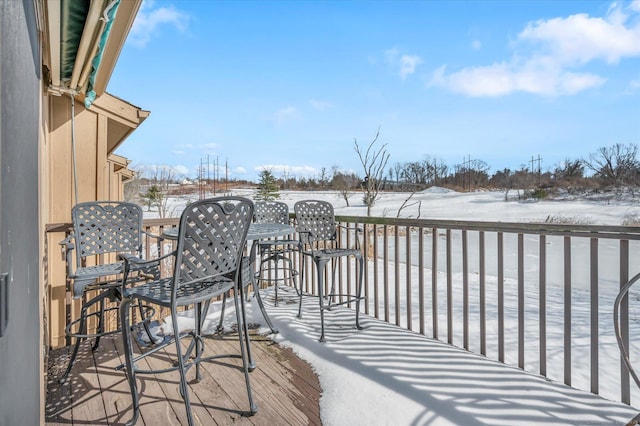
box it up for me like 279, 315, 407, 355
110, 0, 640, 182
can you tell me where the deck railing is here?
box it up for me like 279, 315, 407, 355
138, 216, 640, 407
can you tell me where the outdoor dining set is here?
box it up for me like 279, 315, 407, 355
57, 197, 365, 426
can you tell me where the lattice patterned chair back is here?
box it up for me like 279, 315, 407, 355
293, 199, 337, 246
173, 198, 253, 300
255, 201, 289, 225
71, 201, 143, 269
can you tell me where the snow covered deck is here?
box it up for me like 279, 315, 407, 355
46, 288, 638, 425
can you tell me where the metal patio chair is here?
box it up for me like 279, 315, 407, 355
254, 201, 301, 305
614, 272, 640, 425
118, 197, 257, 426
58, 201, 156, 383
294, 200, 364, 342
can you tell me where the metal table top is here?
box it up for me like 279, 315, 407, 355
162, 222, 295, 241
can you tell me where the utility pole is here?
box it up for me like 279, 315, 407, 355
462, 155, 473, 191
213, 156, 218, 195
529, 155, 542, 184
198, 158, 205, 200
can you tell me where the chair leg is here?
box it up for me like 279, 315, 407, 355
356, 255, 364, 330
171, 309, 195, 426
317, 259, 328, 343
120, 295, 140, 426
234, 286, 258, 415
195, 302, 203, 382
297, 255, 305, 319
58, 288, 109, 383
252, 279, 279, 334
58, 304, 88, 384
238, 283, 256, 371
273, 253, 280, 306
280, 254, 299, 296
217, 292, 228, 333
137, 301, 157, 345
91, 297, 105, 351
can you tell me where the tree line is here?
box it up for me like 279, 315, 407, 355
126, 141, 640, 218
269, 142, 640, 198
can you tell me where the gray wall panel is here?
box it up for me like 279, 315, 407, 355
0, 0, 42, 424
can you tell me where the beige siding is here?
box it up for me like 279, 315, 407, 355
45, 94, 147, 348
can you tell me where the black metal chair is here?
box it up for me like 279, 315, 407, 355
294, 200, 364, 342
58, 201, 156, 383
254, 201, 300, 305
118, 197, 257, 426
614, 272, 640, 425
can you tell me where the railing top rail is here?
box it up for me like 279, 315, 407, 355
332, 215, 640, 240
47, 214, 639, 240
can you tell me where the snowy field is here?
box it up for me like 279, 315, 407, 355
148, 188, 640, 424
149, 186, 640, 226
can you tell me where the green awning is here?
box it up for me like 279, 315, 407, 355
59, 0, 90, 81
57, 0, 120, 107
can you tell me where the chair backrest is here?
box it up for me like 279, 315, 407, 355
71, 201, 143, 266
255, 201, 289, 225
173, 197, 254, 290
294, 200, 337, 244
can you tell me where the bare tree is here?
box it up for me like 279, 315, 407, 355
331, 166, 359, 206
124, 165, 144, 202
318, 167, 331, 189
553, 158, 585, 192
396, 191, 422, 218
354, 127, 390, 216
469, 159, 490, 188
584, 143, 639, 192
145, 165, 177, 218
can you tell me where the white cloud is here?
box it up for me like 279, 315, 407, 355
233, 166, 247, 175
200, 143, 218, 150
271, 107, 299, 125
255, 164, 317, 177
471, 40, 482, 50
384, 48, 400, 62
517, 4, 640, 65
385, 48, 423, 79
309, 99, 332, 110
173, 165, 190, 176
430, 1, 639, 97
399, 55, 423, 79
429, 59, 606, 97
172, 150, 185, 155
141, 163, 189, 178
128, 1, 189, 48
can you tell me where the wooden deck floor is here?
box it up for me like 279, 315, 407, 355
46, 329, 321, 425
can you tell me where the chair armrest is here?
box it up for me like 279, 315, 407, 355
59, 234, 73, 248
295, 228, 318, 244
335, 224, 363, 250
119, 251, 175, 283
336, 224, 363, 233
59, 235, 75, 277
142, 229, 166, 241
119, 251, 174, 268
